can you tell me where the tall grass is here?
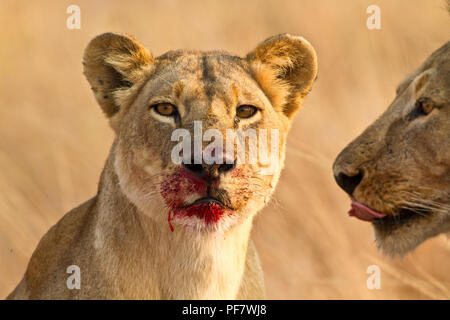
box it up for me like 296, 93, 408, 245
0, 0, 449, 299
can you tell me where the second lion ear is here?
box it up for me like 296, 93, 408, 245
246, 34, 318, 119
83, 33, 154, 119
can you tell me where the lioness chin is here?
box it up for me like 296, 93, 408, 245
333, 41, 450, 256
7, 33, 317, 299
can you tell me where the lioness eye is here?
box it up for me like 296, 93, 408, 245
153, 103, 177, 117
416, 97, 434, 115
236, 105, 257, 118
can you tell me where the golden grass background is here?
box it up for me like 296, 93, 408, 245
0, 0, 449, 299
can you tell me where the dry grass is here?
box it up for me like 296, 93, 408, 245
0, 0, 449, 299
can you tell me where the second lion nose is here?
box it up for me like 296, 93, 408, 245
333, 170, 363, 196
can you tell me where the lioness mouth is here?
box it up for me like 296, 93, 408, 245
185, 197, 226, 207
349, 201, 430, 226
167, 197, 235, 231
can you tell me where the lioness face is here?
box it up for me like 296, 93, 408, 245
83, 33, 317, 232
333, 42, 450, 256
115, 54, 288, 232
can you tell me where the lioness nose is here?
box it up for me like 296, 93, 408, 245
182, 157, 235, 180
334, 171, 363, 196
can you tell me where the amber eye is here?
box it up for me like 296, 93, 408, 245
416, 97, 434, 115
236, 105, 258, 119
152, 103, 177, 117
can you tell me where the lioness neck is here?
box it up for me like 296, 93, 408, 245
94, 153, 252, 299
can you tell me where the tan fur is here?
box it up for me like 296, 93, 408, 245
7, 33, 317, 299
333, 42, 450, 256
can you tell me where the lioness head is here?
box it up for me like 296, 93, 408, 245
333, 42, 450, 256
83, 33, 317, 233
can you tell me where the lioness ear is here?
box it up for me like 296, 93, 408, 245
246, 34, 318, 118
83, 33, 154, 118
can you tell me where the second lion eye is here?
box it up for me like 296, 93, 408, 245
415, 97, 434, 115
236, 105, 258, 119
152, 103, 177, 117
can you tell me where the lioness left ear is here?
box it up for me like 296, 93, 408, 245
83, 33, 154, 119
246, 34, 318, 118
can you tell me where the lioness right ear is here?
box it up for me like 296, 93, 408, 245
83, 33, 154, 118
246, 34, 318, 119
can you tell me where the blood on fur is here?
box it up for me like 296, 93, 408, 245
160, 168, 230, 231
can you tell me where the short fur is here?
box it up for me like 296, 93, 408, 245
333, 42, 450, 256
8, 33, 317, 299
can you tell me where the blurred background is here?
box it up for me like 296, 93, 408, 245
0, 0, 449, 299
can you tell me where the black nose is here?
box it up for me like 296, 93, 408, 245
182, 160, 235, 179
334, 171, 363, 196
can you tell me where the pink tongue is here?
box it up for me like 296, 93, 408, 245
348, 202, 387, 221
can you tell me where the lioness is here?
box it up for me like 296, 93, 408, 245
7, 33, 317, 299
333, 42, 449, 256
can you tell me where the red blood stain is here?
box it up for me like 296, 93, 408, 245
160, 168, 230, 231
169, 203, 227, 231
231, 167, 241, 178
